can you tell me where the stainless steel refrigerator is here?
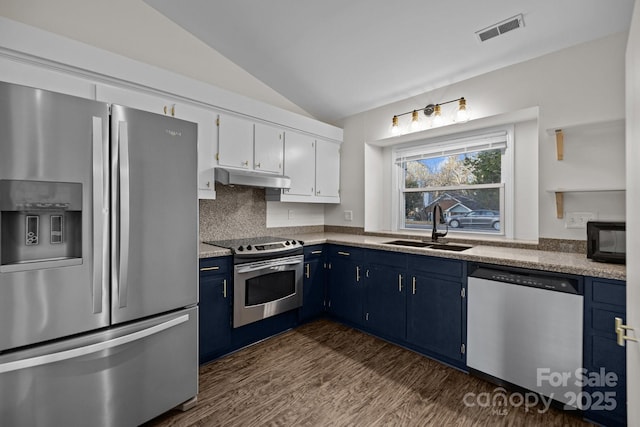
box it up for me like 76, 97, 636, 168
0, 81, 198, 426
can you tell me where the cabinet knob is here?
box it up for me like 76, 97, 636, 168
242, 160, 249, 166
256, 162, 261, 168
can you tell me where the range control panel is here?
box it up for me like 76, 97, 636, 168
235, 240, 302, 253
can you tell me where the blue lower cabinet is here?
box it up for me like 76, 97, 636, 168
365, 264, 407, 340
407, 273, 464, 366
583, 277, 626, 427
326, 246, 467, 369
198, 257, 232, 364
300, 245, 327, 323
405, 254, 466, 368
327, 246, 365, 326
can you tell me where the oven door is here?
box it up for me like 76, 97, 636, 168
233, 254, 303, 328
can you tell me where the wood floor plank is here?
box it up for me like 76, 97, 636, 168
144, 319, 591, 427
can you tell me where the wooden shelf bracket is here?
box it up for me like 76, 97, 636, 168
555, 129, 564, 160
554, 192, 564, 219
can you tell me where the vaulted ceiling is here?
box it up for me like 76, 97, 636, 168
145, 0, 635, 124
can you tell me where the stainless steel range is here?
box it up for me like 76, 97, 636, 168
205, 236, 304, 328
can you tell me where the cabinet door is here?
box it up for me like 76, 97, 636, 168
328, 256, 363, 326
300, 258, 325, 322
254, 123, 284, 174
365, 265, 406, 340
283, 131, 316, 196
217, 114, 254, 169
315, 139, 340, 199
178, 103, 217, 199
584, 277, 627, 426
199, 273, 231, 364
95, 84, 217, 199
407, 274, 463, 362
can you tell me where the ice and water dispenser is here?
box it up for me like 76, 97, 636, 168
0, 180, 82, 271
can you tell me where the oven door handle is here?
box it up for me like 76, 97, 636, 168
236, 257, 303, 274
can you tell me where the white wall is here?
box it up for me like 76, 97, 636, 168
0, 0, 310, 119
328, 32, 627, 241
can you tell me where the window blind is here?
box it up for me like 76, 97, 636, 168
394, 131, 508, 164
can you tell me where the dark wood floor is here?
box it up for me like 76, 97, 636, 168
145, 319, 591, 426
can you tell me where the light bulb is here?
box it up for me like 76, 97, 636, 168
453, 97, 470, 123
391, 115, 400, 135
408, 110, 422, 132
432, 104, 443, 127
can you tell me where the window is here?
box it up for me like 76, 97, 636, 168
394, 128, 513, 236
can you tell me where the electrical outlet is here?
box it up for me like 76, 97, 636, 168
344, 210, 353, 221
565, 212, 596, 229
288, 209, 295, 220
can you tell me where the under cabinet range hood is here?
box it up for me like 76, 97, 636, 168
214, 167, 291, 189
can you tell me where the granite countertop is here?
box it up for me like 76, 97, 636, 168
200, 232, 626, 281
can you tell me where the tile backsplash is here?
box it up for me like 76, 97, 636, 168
199, 185, 323, 242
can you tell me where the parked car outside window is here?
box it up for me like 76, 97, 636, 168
447, 210, 500, 231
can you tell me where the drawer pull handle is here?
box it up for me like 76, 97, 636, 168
200, 266, 220, 271
311, 250, 323, 254
337, 251, 350, 256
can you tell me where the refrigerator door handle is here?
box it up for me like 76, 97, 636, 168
92, 116, 108, 314
118, 121, 131, 308
0, 313, 190, 374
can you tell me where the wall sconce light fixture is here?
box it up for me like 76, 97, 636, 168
391, 97, 469, 135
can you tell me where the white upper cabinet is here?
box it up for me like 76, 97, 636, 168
315, 139, 340, 199
283, 132, 316, 197
266, 132, 341, 203
217, 114, 254, 169
0, 21, 343, 204
254, 123, 284, 174
95, 85, 217, 199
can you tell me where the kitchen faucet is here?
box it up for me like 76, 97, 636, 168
432, 203, 448, 242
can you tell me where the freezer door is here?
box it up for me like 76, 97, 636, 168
110, 104, 198, 323
0, 81, 110, 351
0, 307, 198, 427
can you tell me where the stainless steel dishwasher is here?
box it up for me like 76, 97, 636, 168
467, 266, 583, 409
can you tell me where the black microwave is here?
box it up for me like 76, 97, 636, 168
587, 221, 626, 264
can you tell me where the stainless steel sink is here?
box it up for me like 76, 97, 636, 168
383, 239, 432, 248
383, 240, 472, 252
428, 243, 472, 252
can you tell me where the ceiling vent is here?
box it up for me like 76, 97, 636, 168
476, 14, 524, 42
